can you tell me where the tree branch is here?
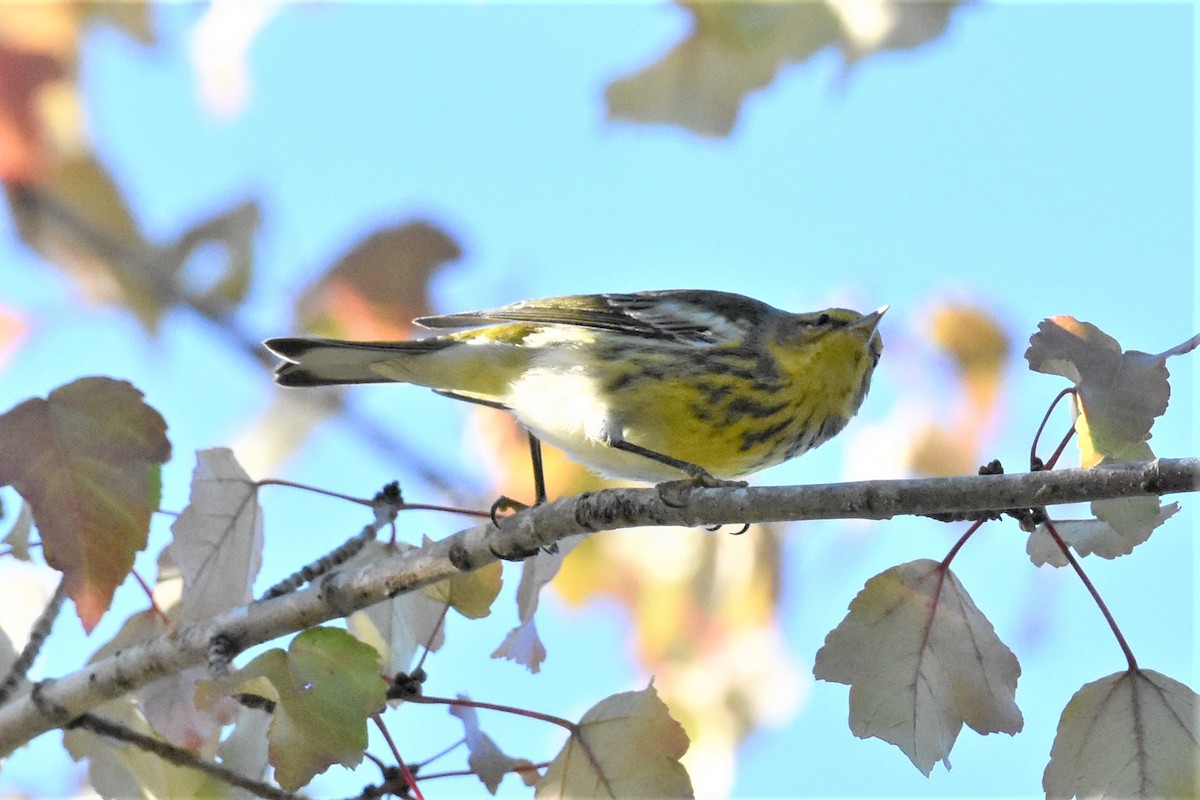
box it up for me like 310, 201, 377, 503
0, 457, 1195, 754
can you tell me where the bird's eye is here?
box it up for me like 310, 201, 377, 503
815, 313, 831, 326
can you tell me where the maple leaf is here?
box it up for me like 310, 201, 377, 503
450, 696, 540, 793
536, 684, 693, 799
0, 377, 170, 631
1044, 669, 1198, 799
218, 627, 386, 791
165, 448, 263, 626
814, 559, 1022, 775
1025, 316, 1200, 467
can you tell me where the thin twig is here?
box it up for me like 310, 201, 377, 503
70, 712, 300, 800
0, 580, 67, 705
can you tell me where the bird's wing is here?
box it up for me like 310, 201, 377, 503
415, 290, 772, 345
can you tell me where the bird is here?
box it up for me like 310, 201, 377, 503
265, 290, 885, 501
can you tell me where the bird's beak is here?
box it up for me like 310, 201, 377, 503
852, 305, 889, 332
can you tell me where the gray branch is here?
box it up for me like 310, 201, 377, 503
0, 457, 1195, 755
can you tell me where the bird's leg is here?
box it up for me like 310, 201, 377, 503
488, 432, 558, 560
433, 391, 553, 559
599, 427, 747, 508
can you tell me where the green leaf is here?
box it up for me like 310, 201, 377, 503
0, 377, 170, 631
222, 627, 385, 791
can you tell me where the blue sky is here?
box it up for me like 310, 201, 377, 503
0, 3, 1195, 798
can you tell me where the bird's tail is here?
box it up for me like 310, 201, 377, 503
264, 337, 453, 388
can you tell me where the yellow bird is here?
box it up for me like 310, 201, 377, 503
266, 290, 885, 499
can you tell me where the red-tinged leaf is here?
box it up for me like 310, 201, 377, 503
536, 684, 693, 799
491, 542, 577, 673
165, 448, 263, 626
450, 696, 540, 793
0, 378, 170, 631
1025, 317, 1198, 467
1044, 669, 1198, 799
219, 627, 386, 791
814, 559, 1022, 775
297, 220, 461, 340
0, 43, 63, 183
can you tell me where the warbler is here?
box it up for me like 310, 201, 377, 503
265, 290, 885, 493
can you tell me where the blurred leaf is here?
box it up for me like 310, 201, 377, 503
2, 500, 34, 561
536, 684, 693, 799
190, 0, 278, 118
450, 696, 540, 793
297, 220, 462, 340
169, 200, 260, 312
0, 377, 170, 631
87, 1, 156, 45
606, 0, 963, 137
1044, 669, 1198, 799
607, 3, 838, 137
219, 627, 386, 791
165, 448, 263, 626
8, 158, 259, 330
908, 302, 1010, 477
814, 559, 1022, 775
1025, 317, 1199, 467
5, 155, 167, 327
0, 42, 64, 183
346, 541, 447, 674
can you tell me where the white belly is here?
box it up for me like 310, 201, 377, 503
504, 366, 685, 483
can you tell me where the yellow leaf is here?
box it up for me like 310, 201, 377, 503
536, 684, 693, 799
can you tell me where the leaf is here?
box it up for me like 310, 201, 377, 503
168, 200, 260, 312
0, 42, 64, 183
2, 500, 34, 561
0, 377, 170, 631
1025, 317, 1199, 467
1027, 500, 1180, 567
345, 541, 447, 674
165, 448, 263, 626
220, 627, 386, 791
1044, 669, 1198, 799
814, 559, 1023, 775
536, 684, 693, 799
492, 540, 579, 673
450, 695, 539, 793
423, 535, 502, 619
605, 0, 963, 137
297, 220, 462, 340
